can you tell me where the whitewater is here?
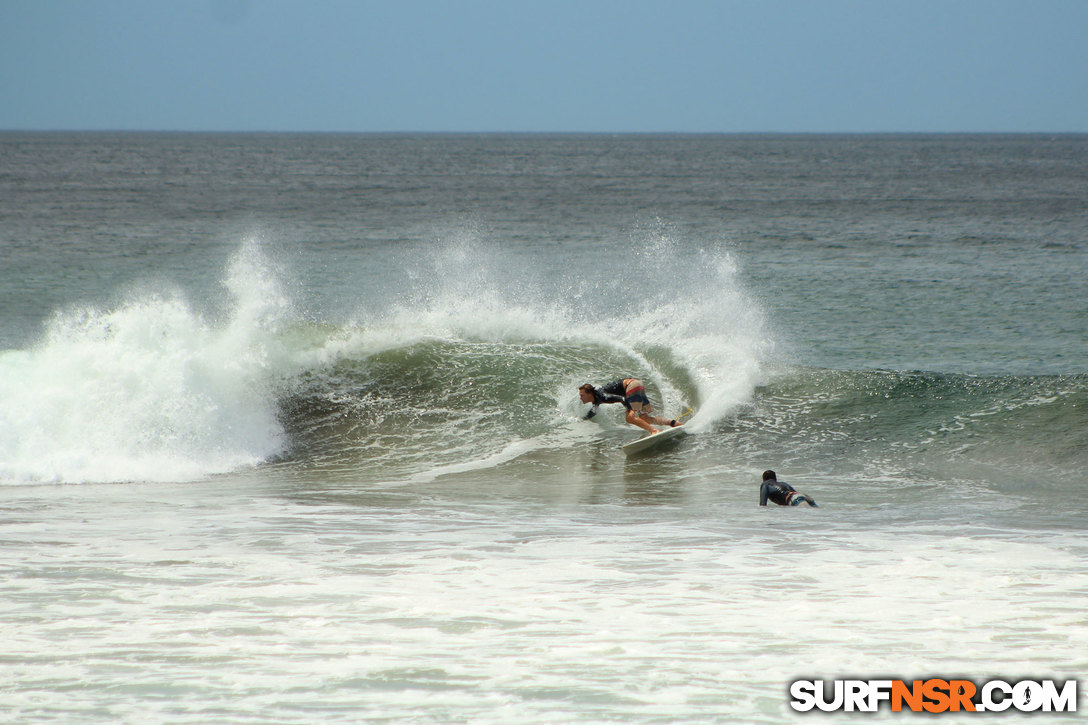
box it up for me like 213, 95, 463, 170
2, 230, 766, 487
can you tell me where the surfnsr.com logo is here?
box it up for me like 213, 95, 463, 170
789, 679, 1078, 714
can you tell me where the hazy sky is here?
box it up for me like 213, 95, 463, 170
2, 0, 1086, 133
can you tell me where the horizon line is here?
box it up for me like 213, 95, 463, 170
3, 128, 1086, 136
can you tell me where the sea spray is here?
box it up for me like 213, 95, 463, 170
396, 232, 769, 421
0, 230, 772, 485
0, 241, 297, 484
300, 233, 773, 473
617, 241, 771, 431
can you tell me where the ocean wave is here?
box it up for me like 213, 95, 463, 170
729, 368, 1088, 484
0, 237, 767, 484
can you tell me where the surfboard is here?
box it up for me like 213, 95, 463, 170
621, 425, 686, 456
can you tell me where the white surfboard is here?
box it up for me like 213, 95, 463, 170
621, 425, 687, 456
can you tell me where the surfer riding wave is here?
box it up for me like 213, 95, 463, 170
579, 378, 682, 435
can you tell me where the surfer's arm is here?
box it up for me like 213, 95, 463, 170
600, 392, 628, 408
584, 392, 626, 419
759, 482, 769, 506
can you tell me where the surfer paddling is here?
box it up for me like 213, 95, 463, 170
578, 379, 681, 435
759, 470, 818, 507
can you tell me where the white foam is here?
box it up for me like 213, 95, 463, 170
0, 233, 771, 484
0, 240, 296, 484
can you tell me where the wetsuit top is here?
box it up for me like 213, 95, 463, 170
759, 478, 798, 506
600, 379, 630, 397
584, 379, 632, 419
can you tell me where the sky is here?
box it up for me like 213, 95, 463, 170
2, 0, 1087, 133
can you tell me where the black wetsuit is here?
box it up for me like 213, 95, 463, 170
583, 379, 631, 419
760, 477, 818, 507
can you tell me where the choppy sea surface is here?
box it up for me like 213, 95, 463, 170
2, 133, 1086, 722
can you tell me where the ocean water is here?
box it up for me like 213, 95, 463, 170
1, 133, 1086, 722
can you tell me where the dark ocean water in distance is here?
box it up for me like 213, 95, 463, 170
1, 133, 1086, 722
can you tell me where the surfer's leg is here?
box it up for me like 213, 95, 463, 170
623, 385, 660, 433
623, 382, 674, 432
790, 494, 818, 507
640, 406, 682, 428
626, 408, 660, 434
